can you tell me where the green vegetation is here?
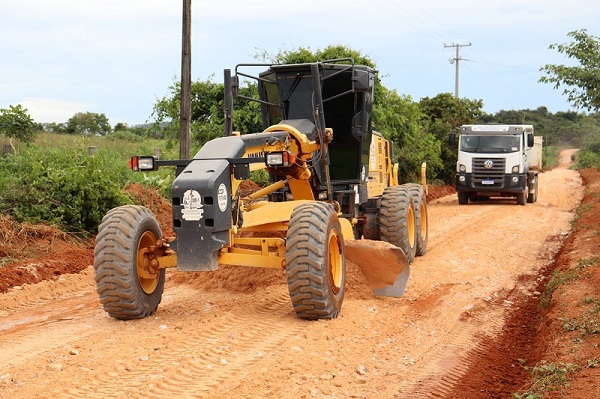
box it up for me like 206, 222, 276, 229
562, 314, 600, 334
538, 268, 580, 309
0, 132, 178, 235
513, 361, 580, 398
539, 256, 598, 309
539, 29, 600, 170
0, 104, 37, 147
0, 145, 131, 234
540, 29, 600, 112
562, 288, 600, 336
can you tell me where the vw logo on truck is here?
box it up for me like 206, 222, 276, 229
484, 160, 494, 169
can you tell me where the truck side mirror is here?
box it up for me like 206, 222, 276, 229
449, 132, 456, 146
527, 133, 534, 148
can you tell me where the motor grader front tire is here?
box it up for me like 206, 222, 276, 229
286, 202, 346, 320
379, 185, 417, 264
405, 183, 428, 257
94, 205, 165, 320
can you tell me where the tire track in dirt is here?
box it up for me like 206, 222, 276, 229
0, 267, 95, 315
50, 294, 305, 399
0, 270, 101, 370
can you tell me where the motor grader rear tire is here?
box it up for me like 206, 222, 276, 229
286, 202, 346, 320
94, 205, 165, 320
379, 185, 417, 264
405, 183, 428, 257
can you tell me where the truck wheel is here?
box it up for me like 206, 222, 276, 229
286, 202, 345, 320
379, 186, 417, 263
527, 176, 538, 203
457, 192, 469, 205
405, 183, 428, 256
517, 189, 527, 205
94, 205, 165, 320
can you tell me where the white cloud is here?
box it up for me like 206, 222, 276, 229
18, 98, 90, 124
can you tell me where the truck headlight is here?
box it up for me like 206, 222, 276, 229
512, 165, 519, 173
459, 175, 466, 182
459, 164, 466, 172
512, 176, 519, 183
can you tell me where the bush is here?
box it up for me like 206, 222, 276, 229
0, 146, 134, 234
576, 150, 600, 169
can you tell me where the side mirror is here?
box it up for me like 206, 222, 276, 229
449, 132, 456, 147
353, 70, 373, 92
527, 133, 534, 148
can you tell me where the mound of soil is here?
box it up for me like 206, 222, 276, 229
0, 216, 93, 293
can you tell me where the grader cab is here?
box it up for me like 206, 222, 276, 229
94, 60, 428, 320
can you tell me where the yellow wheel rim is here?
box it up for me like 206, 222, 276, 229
420, 201, 427, 239
328, 229, 343, 294
408, 205, 415, 248
137, 231, 159, 294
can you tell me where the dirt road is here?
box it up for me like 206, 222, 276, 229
0, 151, 583, 399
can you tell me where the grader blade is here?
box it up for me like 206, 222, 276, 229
344, 240, 410, 297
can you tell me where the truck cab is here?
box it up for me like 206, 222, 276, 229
451, 124, 540, 205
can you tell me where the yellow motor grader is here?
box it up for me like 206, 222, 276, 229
94, 60, 428, 320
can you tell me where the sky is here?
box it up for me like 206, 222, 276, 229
0, 0, 598, 126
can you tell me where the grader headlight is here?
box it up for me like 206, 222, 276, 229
265, 151, 296, 167
129, 156, 158, 172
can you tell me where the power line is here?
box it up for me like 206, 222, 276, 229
444, 42, 471, 98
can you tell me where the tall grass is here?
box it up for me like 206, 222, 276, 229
0, 132, 177, 235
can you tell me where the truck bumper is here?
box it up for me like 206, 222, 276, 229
455, 173, 527, 194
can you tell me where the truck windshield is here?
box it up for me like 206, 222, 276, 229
460, 135, 520, 153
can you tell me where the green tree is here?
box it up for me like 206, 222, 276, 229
114, 122, 128, 132
151, 78, 226, 150
66, 112, 111, 135
540, 29, 600, 112
42, 122, 67, 133
0, 104, 37, 145
420, 93, 484, 183
372, 87, 442, 182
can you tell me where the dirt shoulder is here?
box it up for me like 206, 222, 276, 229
531, 167, 600, 398
446, 165, 600, 399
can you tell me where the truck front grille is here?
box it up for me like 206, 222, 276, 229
472, 158, 505, 188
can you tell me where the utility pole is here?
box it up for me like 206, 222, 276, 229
444, 42, 471, 98
180, 0, 192, 159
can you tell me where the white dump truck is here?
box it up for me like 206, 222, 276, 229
449, 124, 543, 205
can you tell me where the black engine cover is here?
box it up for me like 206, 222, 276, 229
170, 136, 245, 271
